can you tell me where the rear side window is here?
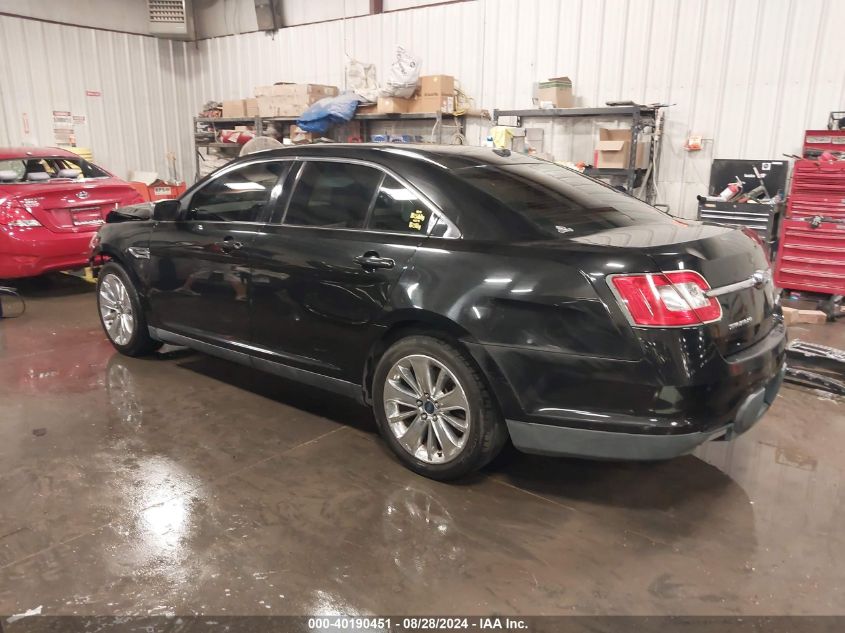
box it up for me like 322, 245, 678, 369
0, 157, 108, 182
368, 175, 431, 233
187, 161, 285, 222
453, 162, 674, 237
284, 162, 383, 229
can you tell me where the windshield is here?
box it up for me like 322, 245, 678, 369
453, 161, 674, 238
0, 156, 109, 184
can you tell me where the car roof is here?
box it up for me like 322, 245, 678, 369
237, 143, 544, 170
0, 146, 82, 160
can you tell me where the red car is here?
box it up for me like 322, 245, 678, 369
0, 147, 143, 278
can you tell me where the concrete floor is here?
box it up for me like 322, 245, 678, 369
1, 274, 843, 617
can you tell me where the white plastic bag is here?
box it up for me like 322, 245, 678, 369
346, 58, 379, 103
381, 46, 420, 98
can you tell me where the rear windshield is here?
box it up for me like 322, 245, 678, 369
452, 161, 674, 237
0, 156, 109, 184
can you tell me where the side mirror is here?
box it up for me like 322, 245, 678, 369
152, 199, 181, 222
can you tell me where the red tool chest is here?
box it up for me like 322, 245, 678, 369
802, 129, 845, 156
773, 157, 845, 295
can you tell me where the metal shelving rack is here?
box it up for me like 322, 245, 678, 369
194, 116, 262, 179
356, 111, 465, 144
193, 111, 465, 180
353, 112, 466, 144
492, 105, 661, 196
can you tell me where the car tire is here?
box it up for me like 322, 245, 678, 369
372, 334, 508, 480
96, 261, 162, 357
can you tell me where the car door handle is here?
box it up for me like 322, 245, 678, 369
217, 237, 243, 253
354, 254, 395, 269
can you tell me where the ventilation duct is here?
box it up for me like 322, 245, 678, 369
254, 0, 285, 31
148, 0, 195, 40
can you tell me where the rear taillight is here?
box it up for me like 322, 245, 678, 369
0, 202, 41, 227
609, 271, 722, 327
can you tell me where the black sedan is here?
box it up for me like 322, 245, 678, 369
90, 144, 786, 480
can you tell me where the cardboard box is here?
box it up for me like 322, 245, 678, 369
245, 98, 258, 117
289, 124, 316, 144
420, 75, 455, 97
356, 103, 378, 115
222, 99, 247, 118
254, 83, 339, 117
595, 127, 650, 169
595, 128, 629, 169
409, 94, 455, 114
781, 306, 799, 325
256, 95, 309, 117
797, 309, 827, 324
272, 83, 338, 100
376, 97, 412, 114
253, 84, 279, 98
537, 76, 574, 108
636, 135, 651, 168
254, 83, 338, 100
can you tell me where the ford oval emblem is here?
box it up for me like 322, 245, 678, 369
76, 191, 90, 200
751, 270, 769, 289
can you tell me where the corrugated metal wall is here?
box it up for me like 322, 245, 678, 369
186, 0, 845, 217
186, 1, 483, 112
2, 0, 843, 216
0, 14, 196, 184
476, 0, 845, 216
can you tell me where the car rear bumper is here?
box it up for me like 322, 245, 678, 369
505, 362, 786, 460
0, 227, 94, 278
466, 319, 787, 460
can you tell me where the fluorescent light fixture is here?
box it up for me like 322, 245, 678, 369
225, 182, 265, 192
382, 187, 416, 201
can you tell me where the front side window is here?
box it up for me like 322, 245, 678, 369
284, 162, 383, 229
368, 175, 432, 234
187, 161, 285, 222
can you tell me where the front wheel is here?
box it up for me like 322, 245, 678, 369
97, 262, 162, 357
372, 335, 508, 480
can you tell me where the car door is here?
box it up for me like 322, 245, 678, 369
147, 159, 289, 347
249, 159, 445, 382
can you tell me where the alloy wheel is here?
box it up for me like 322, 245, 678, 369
383, 354, 471, 464
99, 273, 135, 346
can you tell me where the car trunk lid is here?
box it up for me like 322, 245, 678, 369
6, 180, 141, 233
573, 221, 777, 357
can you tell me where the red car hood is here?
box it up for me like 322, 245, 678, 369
1, 177, 143, 233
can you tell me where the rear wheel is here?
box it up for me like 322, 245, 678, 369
372, 335, 508, 480
97, 262, 161, 357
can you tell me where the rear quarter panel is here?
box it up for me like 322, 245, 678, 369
390, 238, 644, 358
383, 238, 664, 423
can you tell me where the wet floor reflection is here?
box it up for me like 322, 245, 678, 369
1, 277, 844, 615
382, 485, 465, 579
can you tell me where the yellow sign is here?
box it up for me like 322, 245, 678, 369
408, 209, 426, 230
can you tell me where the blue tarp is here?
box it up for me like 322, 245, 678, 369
296, 93, 362, 134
